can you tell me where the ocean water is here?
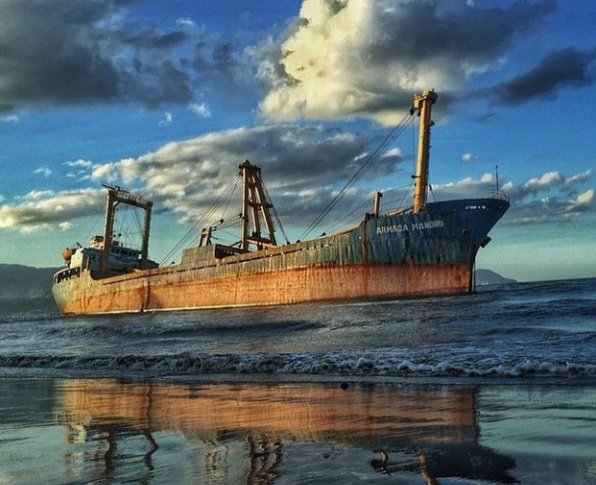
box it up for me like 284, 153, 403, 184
1, 278, 595, 484
1, 278, 595, 380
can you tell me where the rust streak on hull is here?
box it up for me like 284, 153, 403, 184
54, 263, 471, 315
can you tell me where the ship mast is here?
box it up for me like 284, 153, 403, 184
411, 90, 438, 214
239, 160, 277, 251
100, 186, 153, 272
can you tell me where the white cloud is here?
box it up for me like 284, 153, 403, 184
34, 166, 52, 178
258, 0, 553, 124
383, 148, 403, 159
189, 102, 212, 118
501, 170, 594, 225
64, 159, 92, 169
2, 125, 592, 236
564, 169, 592, 187
461, 152, 479, 162
176, 17, 198, 29
575, 189, 594, 206
0, 188, 103, 232
523, 171, 563, 191
91, 163, 119, 183
159, 111, 173, 126
63, 159, 94, 180
260, 0, 390, 122
58, 221, 73, 231
79, 124, 406, 227
0, 114, 19, 123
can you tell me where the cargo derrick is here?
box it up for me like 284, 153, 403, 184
100, 186, 153, 273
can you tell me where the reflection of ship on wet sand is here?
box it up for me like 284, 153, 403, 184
56, 380, 517, 483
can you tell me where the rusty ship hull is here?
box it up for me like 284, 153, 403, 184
52, 91, 510, 315
52, 198, 509, 315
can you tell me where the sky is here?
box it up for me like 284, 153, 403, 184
0, 0, 594, 282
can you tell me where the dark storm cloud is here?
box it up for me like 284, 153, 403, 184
365, 0, 556, 67
0, 0, 570, 122
120, 26, 189, 50
494, 47, 596, 105
0, 0, 192, 112
192, 41, 247, 97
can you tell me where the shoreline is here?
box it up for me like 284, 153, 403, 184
2, 368, 596, 387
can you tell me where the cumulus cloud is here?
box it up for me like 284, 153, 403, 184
573, 189, 594, 207
159, 111, 173, 126
0, 122, 411, 235
0, 188, 103, 232
189, 102, 212, 118
506, 170, 592, 201
34, 166, 52, 178
91, 163, 120, 184
461, 153, 479, 163
38, 124, 405, 228
64, 159, 93, 169
258, 0, 556, 124
411, 167, 594, 226
576, 189, 594, 205
500, 170, 595, 224
1, 125, 593, 236
63, 159, 93, 180
3, 0, 583, 124
58, 221, 73, 231
523, 171, 563, 192
429, 173, 496, 200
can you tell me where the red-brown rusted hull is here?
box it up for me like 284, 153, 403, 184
53, 262, 472, 315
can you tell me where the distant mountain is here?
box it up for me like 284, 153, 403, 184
475, 269, 517, 286
0, 264, 58, 299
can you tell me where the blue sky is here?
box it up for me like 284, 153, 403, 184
0, 0, 594, 282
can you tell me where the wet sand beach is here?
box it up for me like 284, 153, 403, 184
1, 377, 595, 484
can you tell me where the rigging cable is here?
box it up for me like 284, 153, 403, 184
159, 177, 240, 265
261, 181, 291, 245
299, 110, 414, 241
323, 182, 413, 234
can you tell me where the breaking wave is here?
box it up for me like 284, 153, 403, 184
2, 350, 595, 379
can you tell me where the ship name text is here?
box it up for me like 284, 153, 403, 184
376, 219, 444, 235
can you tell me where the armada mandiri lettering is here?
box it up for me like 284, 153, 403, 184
376, 219, 444, 235
411, 220, 445, 230
376, 224, 408, 235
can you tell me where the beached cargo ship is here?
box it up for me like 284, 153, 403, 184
52, 91, 509, 315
